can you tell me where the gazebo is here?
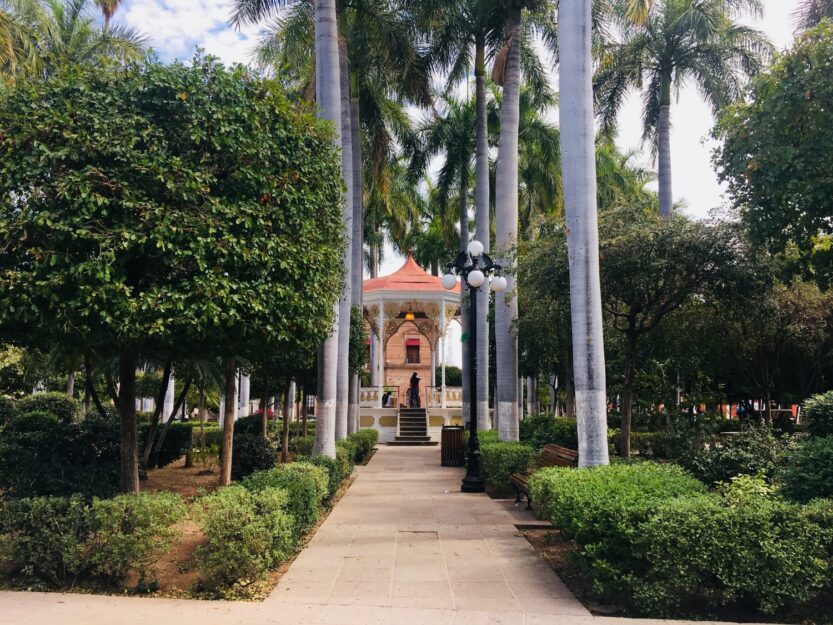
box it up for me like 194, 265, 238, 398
360, 252, 464, 442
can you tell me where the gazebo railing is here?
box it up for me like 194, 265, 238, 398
360, 386, 399, 408
426, 386, 463, 408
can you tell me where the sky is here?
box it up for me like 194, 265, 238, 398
116, 0, 802, 366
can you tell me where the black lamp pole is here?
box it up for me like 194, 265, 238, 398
445, 247, 501, 493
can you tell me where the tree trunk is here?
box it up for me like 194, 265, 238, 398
559, 0, 610, 467
658, 75, 673, 219
302, 391, 309, 437
312, 0, 342, 459
83, 355, 93, 415
370, 241, 379, 278
474, 40, 491, 432
335, 37, 354, 443
619, 333, 638, 458
349, 96, 363, 435
460, 169, 471, 424
66, 372, 75, 397
219, 358, 237, 486
118, 347, 140, 494
141, 361, 172, 469
150, 376, 192, 468
262, 374, 269, 438
495, 8, 522, 442
282, 380, 291, 463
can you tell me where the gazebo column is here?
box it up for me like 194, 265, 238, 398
377, 303, 385, 407
369, 333, 378, 387
440, 302, 447, 409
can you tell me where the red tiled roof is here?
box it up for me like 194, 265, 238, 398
363, 252, 460, 294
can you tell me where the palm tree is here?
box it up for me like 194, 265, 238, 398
795, 0, 833, 29
594, 0, 770, 218
560, 0, 609, 466
95, 0, 123, 27
233, 0, 343, 458
1, 0, 144, 80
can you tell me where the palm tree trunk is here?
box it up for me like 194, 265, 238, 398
335, 41, 354, 442
559, 0, 610, 467
282, 380, 292, 463
474, 40, 491, 431
459, 169, 471, 424
312, 0, 342, 459
495, 8, 522, 442
220, 357, 237, 485
658, 75, 673, 219
349, 97, 363, 435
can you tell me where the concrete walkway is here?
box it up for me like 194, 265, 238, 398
0, 445, 768, 625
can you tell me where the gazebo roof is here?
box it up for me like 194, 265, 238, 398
363, 252, 460, 295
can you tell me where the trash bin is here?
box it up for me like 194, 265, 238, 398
441, 425, 466, 467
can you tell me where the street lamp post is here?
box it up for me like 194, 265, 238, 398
442, 240, 507, 493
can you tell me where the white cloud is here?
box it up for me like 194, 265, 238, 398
120, 0, 261, 65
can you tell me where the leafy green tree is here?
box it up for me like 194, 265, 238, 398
715, 22, 833, 284
594, 0, 771, 218
0, 57, 343, 492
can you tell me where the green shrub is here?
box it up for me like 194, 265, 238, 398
780, 436, 833, 503
336, 438, 357, 465
139, 422, 194, 469
465, 429, 500, 446
519, 415, 578, 449
195, 486, 295, 590
803, 498, 833, 559
230, 433, 276, 480
0, 396, 15, 426
633, 494, 830, 615
345, 429, 378, 464
288, 435, 314, 456
86, 493, 186, 583
0, 495, 89, 586
480, 442, 536, 495
803, 391, 833, 437
16, 392, 80, 424
529, 462, 705, 598
301, 447, 352, 499
0, 411, 120, 498
194, 425, 224, 448
233, 414, 280, 439
242, 463, 328, 533
683, 424, 788, 486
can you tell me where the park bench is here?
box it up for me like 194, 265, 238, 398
511, 443, 578, 509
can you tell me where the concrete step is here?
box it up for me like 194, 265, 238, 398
387, 438, 438, 446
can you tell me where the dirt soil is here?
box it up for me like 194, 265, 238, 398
144, 458, 221, 500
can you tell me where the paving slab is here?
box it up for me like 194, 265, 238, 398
0, 446, 776, 625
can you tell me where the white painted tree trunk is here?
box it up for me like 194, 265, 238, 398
474, 44, 491, 431
312, 0, 342, 459
335, 43, 354, 442
348, 97, 363, 435
558, 0, 610, 467
164, 372, 175, 420
495, 8, 522, 442
658, 103, 673, 218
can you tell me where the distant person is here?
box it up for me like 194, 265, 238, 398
408, 372, 421, 408
382, 391, 391, 408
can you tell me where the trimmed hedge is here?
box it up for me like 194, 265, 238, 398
195, 486, 295, 591
16, 393, 80, 424
480, 442, 536, 495
300, 447, 352, 499
0, 411, 120, 498
0, 396, 15, 426
241, 463, 328, 534
229, 433, 277, 480
529, 462, 833, 616
633, 492, 830, 615
803, 391, 833, 437
780, 436, 833, 503
139, 422, 194, 468
288, 435, 314, 457
519, 415, 578, 449
0, 492, 186, 587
